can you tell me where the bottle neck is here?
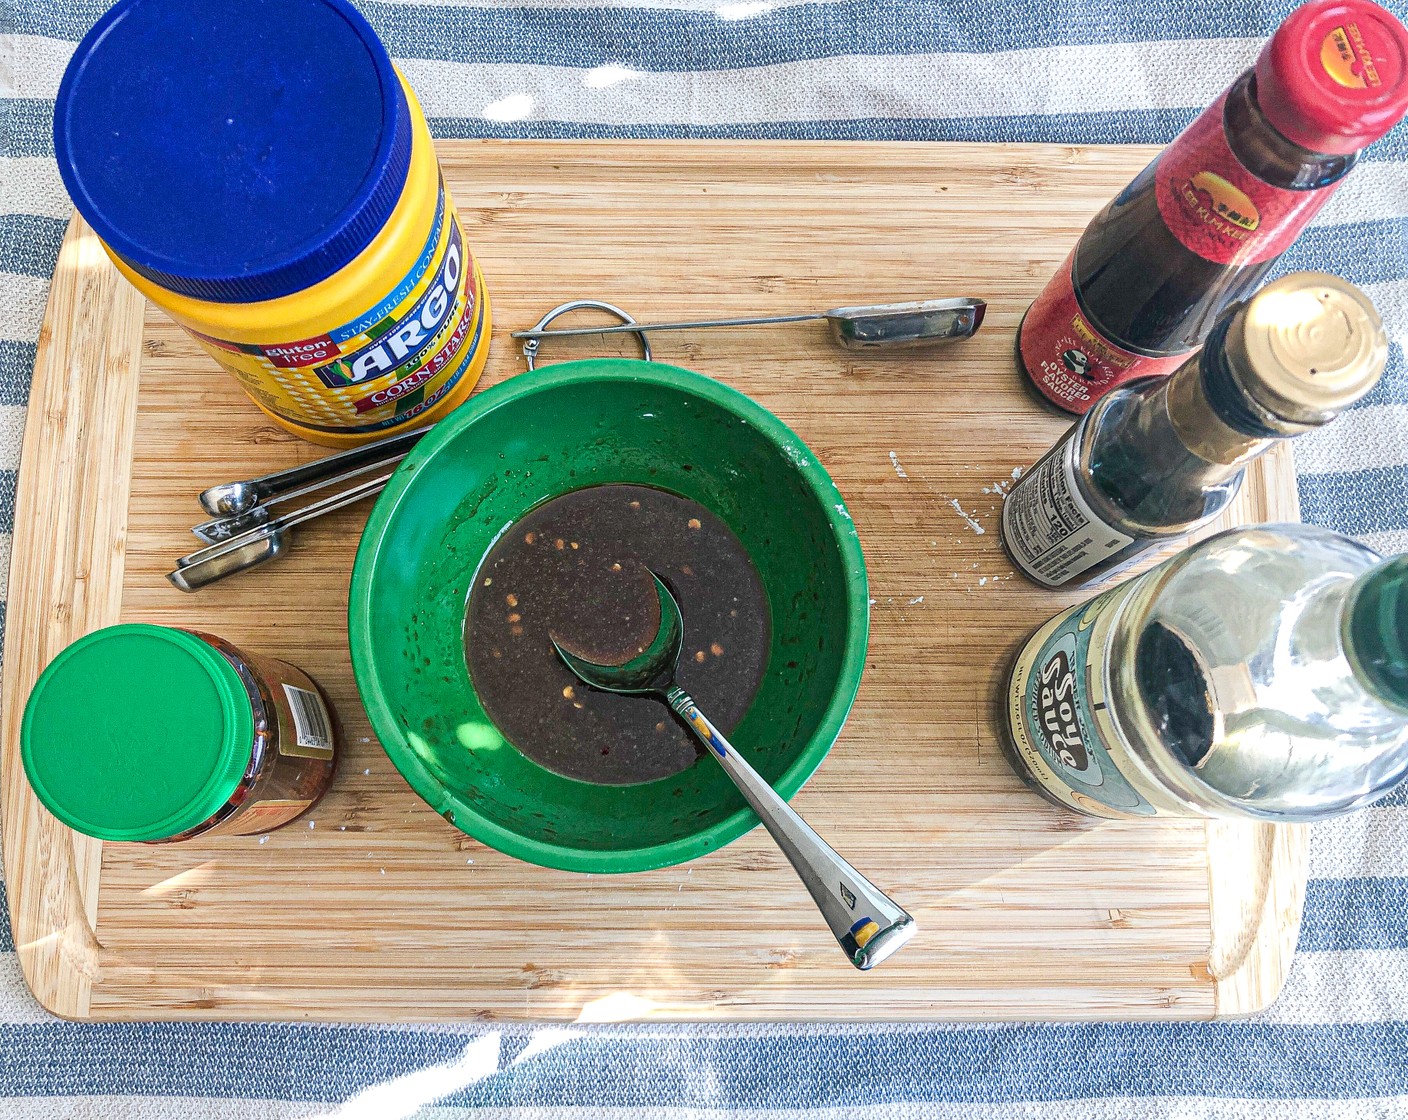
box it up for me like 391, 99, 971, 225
1344, 556, 1408, 716
1224, 70, 1359, 191
1079, 363, 1268, 539
1164, 348, 1277, 469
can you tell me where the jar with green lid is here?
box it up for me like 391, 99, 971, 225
22, 625, 338, 842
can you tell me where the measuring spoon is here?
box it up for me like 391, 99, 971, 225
171, 466, 398, 591
511, 296, 985, 351
198, 423, 431, 517
192, 448, 415, 544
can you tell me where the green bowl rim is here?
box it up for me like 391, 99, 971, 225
348, 358, 870, 874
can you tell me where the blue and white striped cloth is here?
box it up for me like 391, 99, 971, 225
3, 1, 1408, 1115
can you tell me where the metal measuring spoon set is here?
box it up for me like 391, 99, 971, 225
170, 294, 985, 590
169, 426, 429, 591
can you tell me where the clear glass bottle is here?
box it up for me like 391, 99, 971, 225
1004, 524, 1408, 821
1002, 272, 1387, 588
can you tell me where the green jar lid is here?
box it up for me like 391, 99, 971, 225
21, 624, 255, 841
1347, 556, 1408, 714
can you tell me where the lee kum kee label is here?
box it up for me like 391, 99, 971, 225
1153, 93, 1341, 267
1321, 22, 1383, 88
1017, 250, 1187, 412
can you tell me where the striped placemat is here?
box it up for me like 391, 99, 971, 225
1, 1, 1406, 1115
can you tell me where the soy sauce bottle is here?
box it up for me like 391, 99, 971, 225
1018, 0, 1408, 415
1001, 272, 1386, 588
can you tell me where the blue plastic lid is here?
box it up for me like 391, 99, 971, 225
53, 0, 413, 304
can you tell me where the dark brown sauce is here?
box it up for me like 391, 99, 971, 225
464, 485, 770, 785
1135, 621, 1215, 770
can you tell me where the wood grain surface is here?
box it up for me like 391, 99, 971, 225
3, 141, 1307, 1023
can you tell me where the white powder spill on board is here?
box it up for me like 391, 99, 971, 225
888, 451, 908, 479
908, 596, 924, 604
948, 498, 985, 535
1011, 466, 1024, 480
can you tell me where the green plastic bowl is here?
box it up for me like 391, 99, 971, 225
349, 359, 868, 873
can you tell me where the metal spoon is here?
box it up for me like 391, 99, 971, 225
552, 572, 915, 971
170, 467, 397, 591
511, 296, 985, 352
192, 448, 415, 544
198, 423, 431, 516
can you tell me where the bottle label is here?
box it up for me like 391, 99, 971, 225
1321, 22, 1387, 89
1002, 433, 1136, 587
1018, 250, 1189, 413
1154, 93, 1339, 267
1006, 582, 1165, 819
188, 183, 488, 435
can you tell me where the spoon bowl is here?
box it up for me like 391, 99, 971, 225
551, 573, 683, 695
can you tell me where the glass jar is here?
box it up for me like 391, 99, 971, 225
21, 624, 338, 842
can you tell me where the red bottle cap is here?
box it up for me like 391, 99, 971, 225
1255, 0, 1408, 155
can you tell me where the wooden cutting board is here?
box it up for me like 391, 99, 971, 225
1, 141, 1306, 1023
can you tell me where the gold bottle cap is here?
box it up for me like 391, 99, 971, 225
1227, 272, 1387, 429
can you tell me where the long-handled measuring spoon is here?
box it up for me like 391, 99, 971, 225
552, 571, 915, 971
198, 423, 431, 517
511, 296, 985, 352
170, 467, 397, 591
192, 449, 414, 544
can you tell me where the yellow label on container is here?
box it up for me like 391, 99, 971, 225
189, 184, 486, 435
1322, 24, 1380, 89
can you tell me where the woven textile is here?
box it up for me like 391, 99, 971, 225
2, 1, 1407, 1115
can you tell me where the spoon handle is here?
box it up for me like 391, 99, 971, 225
666, 686, 915, 970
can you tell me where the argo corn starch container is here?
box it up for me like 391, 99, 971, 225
54, 0, 490, 446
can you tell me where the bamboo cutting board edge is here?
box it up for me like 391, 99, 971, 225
1, 140, 1309, 1023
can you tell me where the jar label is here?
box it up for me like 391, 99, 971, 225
1154, 93, 1340, 267
282, 684, 334, 757
190, 184, 487, 435
201, 799, 314, 838
1006, 581, 1163, 818
1002, 432, 1137, 587
1018, 250, 1188, 413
